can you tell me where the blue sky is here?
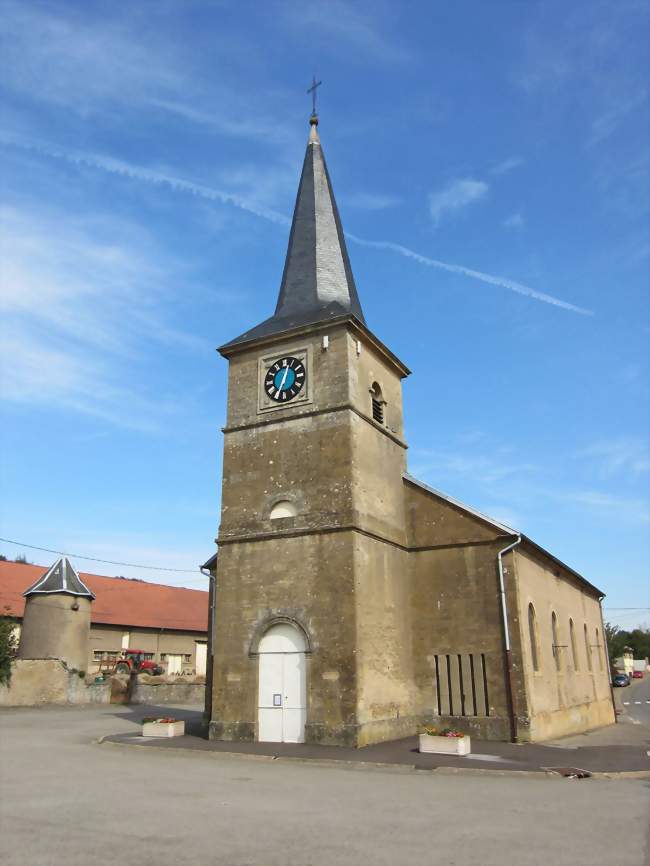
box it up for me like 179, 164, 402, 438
1, 0, 648, 628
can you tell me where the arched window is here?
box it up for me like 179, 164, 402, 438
270, 500, 298, 520
551, 612, 561, 671
569, 618, 579, 671
528, 604, 540, 671
595, 627, 603, 671
370, 382, 385, 425
584, 623, 592, 671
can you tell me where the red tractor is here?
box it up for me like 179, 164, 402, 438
101, 649, 163, 677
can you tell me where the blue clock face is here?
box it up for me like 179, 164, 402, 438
264, 356, 306, 403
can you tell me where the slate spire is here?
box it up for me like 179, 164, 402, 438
23, 556, 95, 599
220, 115, 365, 351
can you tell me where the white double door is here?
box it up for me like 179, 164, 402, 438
258, 625, 306, 743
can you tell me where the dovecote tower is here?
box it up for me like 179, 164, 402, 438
19, 557, 95, 671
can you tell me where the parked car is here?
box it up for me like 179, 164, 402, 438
632, 670, 644, 679
612, 673, 630, 687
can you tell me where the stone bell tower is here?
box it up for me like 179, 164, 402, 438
210, 113, 417, 747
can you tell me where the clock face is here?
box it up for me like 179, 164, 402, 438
264, 356, 306, 403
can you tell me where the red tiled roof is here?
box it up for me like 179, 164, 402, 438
0, 561, 208, 633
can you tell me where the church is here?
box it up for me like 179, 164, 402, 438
206, 111, 615, 747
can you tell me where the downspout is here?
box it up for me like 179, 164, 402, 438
497, 534, 521, 742
598, 595, 617, 724
201, 566, 215, 724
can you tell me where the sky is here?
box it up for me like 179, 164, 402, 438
0, 0, 648, 629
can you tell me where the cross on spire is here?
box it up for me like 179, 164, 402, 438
307, 76, 322, 117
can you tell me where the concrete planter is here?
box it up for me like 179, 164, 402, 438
142, 720, 185, 738
419, 733, 471, 755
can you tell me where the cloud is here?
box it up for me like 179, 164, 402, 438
491, 157, 525, 176
145, 98, 295, 146
0, 535, 210, 588
561, 491, 650, 525
577, 438, 650, 478
411, 447, 536, 485
429, 178, 489, 226
341, 192, 401, 211
1, 134, 291, 226
0, 328, 162, 433
503, 212, 525, 230
477, 505, 523, 530
0, 202, 209, 431
0, 1, 180, 112
2, 135, 593, 317
0, 2, 296, 147
588, 88, 648, 147
347, 234, 594, 315
284, 0, 407, 62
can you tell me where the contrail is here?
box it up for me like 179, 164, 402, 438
346, 235, 594, 316
3, 134, 593, 316
2, 134, 290, 227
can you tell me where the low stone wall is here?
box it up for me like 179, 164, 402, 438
0, 659, 111, 707
130, 675, 205, 706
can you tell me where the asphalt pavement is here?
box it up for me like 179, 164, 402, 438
1, 703, 649, 866
617, 674, 650, 726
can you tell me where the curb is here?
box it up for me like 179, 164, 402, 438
97, 737, 415, 773
96, 737, 650, 779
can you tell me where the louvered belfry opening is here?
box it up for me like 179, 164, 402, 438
371, 382, 384, 425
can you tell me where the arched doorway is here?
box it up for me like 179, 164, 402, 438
257, 623, 307, 743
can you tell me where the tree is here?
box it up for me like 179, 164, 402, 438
625, 627, 650, 660
604, 622, 625, 667
0, 614, 19, 687
14, 554, 30, 565
604, 622, 650, 667
0, 554, 7, 561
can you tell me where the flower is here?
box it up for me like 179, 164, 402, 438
142, 717, 178, 724
421, 725, 465, 738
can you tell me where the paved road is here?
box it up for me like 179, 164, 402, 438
618, 675, 650, 726
1, 704, 649, 866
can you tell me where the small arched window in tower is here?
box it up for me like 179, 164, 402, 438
584, 623, 592, 672
595, 627, 604, 671
269, 499, 298, 520
528, 603, 540, 672
270, 500, 298, 520
569, 618, 579, 671
551, 611, 561, 671
370, 382, 385, 425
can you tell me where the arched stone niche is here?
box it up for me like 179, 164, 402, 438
270, 500, 298, 519
248, 614, 313, 656
265, 492, 304, 521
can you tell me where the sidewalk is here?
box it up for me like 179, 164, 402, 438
103, 705, 650, 776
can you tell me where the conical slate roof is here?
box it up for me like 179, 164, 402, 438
23, 556, 95, 599
220, 117, 365, 351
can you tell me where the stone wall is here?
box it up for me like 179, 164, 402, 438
129, 676, 205, 706
512, 547, 615, 741
0, 659, 110, 707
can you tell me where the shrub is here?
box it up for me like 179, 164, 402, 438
0, 615, 19, 687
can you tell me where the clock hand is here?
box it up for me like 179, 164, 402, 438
278, 366, 290, 391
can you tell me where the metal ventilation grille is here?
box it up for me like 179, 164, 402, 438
433, 653, 490, 717
372, 398, 384, 424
